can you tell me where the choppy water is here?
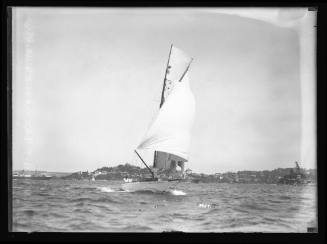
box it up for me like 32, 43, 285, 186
12, 179, 317, 232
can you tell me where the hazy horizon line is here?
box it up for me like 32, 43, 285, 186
13, 164, 317, 174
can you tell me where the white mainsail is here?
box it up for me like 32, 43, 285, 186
137, 46, 195, 168
137, 72, 195, 161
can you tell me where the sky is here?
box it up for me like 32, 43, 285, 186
12, 8, 316, 173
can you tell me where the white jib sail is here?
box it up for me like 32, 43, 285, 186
137, 72, 195, 161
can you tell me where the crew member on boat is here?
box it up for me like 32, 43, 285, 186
154, 160, 185, 180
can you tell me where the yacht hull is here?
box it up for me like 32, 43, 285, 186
121, 180, 181, 192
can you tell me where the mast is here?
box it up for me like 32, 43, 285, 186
159, 43, 173, 108
154, 44, 173, 168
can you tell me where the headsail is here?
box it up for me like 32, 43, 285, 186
137, 46, 195, 172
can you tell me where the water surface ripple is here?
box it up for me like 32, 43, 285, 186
12, 180, 317, 232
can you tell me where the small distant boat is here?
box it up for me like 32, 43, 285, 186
121, 45, 195, 193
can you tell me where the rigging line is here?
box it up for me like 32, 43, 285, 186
134, 150, 155, 179
178, 58, 193, 82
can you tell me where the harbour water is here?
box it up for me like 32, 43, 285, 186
12, 179, 317, 232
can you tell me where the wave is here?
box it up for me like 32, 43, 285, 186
168, 189, 187, 196
73, 208, 92, 214
23, 209, 36, 216
267, 199, 283, 204
97, 186, 126, 193
130, 190, 166, 195
121, 224, 153, 232
49, 212, 67, 218
171, 212, 191, 220
198, 203, 214, 209
70, 196, 122, 204
67, 223, 85, 231
231, 207, 250, 214
129, 189, 187, 196
262, 217, 278, 223
12, 222, 32, 231
69, 197, 92, 203
93, 197, 123, 204
240, 203, 274, 211
74, 202, 85, 207
70, 186, 97, 191
97, 186, 115, 193
279, 195, 292, 200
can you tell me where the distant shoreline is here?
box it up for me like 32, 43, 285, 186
13, 164, 317, 184
12, 167, 317, 176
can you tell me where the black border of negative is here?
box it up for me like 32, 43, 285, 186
1, 1, 326, 243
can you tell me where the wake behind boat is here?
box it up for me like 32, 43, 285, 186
121, 45, 195, 193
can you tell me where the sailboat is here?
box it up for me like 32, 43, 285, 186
121, 45, 195, 192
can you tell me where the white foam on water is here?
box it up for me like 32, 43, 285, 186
97, 186, 129, 193
169, 189, 187, 196
198, 203, 212, 208
97, 186, 115, 193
